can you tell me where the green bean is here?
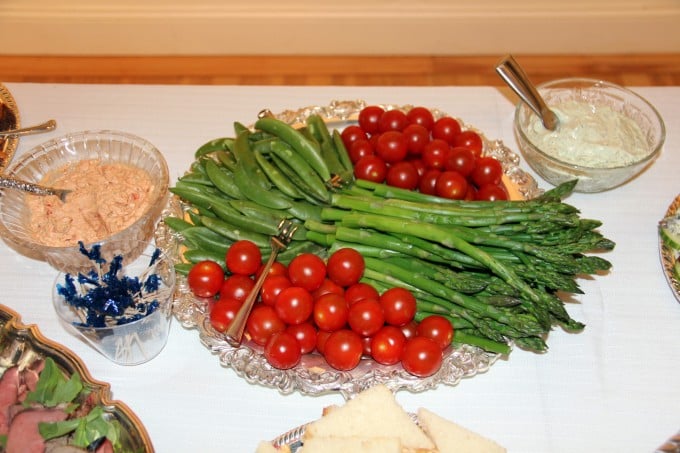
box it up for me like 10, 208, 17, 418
270, 140, 330, 203
255, 116, 331, 182
254, 149, 303, 199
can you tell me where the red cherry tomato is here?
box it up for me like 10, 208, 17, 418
435, 170, 469, 200
475, 183, 509, 201
400, 320, 418, 340
326, 247, 365, 288
422, 139, 450, 170
313, 293, 349, 332
209, 297, 241, 333
402, 123, 430, 155
225, 240, 262, 276
375, 131, 408, 163
401, 336, 443, 377
378, 109, 409, 132
386, 161, 420, 190
341, 125, 368, 150
418, 169, 441, 195
323, 329, 363, 371
274, 286, 314, 325
246, 305, 286, 346
349, 139, 374, 164
416, 315, 454, 350
256, 261, 287, 280
260, 274, 292, 307
315, 330, 332, 354
431, 116, 462, 145
379, 287, 417, 327
453, 130, 483, 156
312, 278, 345, 299
344, 282, 380, 306
286, 321, 318, 355
287, 253, 327, 292
187, 260, 224, 298
370, 325, 407, 366
445, 147, 477, 178
347, 298, 385, 337
471, 156, 503, 187
354, 155, 387, 183
406, 106, 435, 131
264, 331, 301, 370
219, 274, 254, 302
358, 105, 385, 135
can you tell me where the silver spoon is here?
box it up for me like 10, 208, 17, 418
0, 119, 57, 137
495, 55, 559, 131
0, 175, 70, 202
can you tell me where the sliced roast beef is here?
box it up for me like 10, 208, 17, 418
5, 408, 68, 453
0, 366, 20, 435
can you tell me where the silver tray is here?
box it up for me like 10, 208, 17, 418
0, 83, 20, 171
0, 304, 154, 452
157, 100, 541, 399
659, 194, 680, 302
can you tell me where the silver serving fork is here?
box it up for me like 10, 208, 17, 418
224, 219, 299, 347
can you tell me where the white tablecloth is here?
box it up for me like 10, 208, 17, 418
2, 82, 680, 453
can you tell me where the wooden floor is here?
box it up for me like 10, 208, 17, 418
2, 54, 680, 86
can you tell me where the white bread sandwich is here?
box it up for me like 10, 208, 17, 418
417, 407, 506, 453
301, 436, 402, 452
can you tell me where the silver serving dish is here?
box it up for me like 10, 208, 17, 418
156, 100, 541, 399
0, 304, 154, 452
659, 194, 680, 302
0, 83, 20, 171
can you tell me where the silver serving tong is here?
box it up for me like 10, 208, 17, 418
0, 175, 71, 202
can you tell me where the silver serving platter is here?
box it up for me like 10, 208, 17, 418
659, 194, 680, 302
0, 83, 20, 171
0, 304, 154, 451
156, 100, 541, 399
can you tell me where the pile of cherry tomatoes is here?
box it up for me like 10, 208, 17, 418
186, 240, 454, 377
342, 105, 509, 201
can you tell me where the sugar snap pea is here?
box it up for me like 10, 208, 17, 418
195, 137, 234, 158
232, 129, 272, 190
229, 199, 289, 225
200, 216, 271, 249
169, 186, 232, 212
254, 149, 303, 199
269, 154, 326, 205
163, 216, 194, 233
332, 129, 354, 172
183, 248, 229, 268
211, 202, 280, 236
205, 159, 245, 199
270, 140, 330, 203
254, 116, 331, 182
181, 226, 231, 255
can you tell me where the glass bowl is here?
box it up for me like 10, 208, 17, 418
513, 78, 665, 193
0, 130, 169, 273
52, 240, 176, 366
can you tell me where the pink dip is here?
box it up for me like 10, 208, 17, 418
27, 159, 154, 247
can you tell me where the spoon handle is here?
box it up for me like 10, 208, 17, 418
0, 119, 57, 137
495, 55, 559, 130
0, 175, 69, 200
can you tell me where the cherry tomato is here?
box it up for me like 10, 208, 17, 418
246, 305, 286, 346
370, 325, 407, 366
471, 156, 503, 187
379, 287, 417, 327
452, 130, 483, 156
313, 293, 349, 332
323, 329, 363, 371
340, 125, 368, 150
326, 247, 365, 288
445, 147, 477, 178
354, 155, 387, 183
402, 123, 430, 155
315, 330, 332, 354
260, 274, 292, 307
225, 240, 262, 276
349, 139, 374, 164
287, 253, 327, 292
264, 331, 301, 370
347, 298, 385, 337
344, 282, 380, 306
418, 169, 441, 195
275, 286, 314, 325
406, 106, 435, 131
358, 105, 385, 135
475, 183, 509, 201
400, 320, 418, 340
386, 161, 419, 190
409, 158, 426, 178
435, 170, 469, 200
432, 116, 462, 144
312, 278, 345, 299
401, 336, 443, 377
422, 139, 450, 170
209, 297, 241, 333
256, 261, 287, 280
416, 315, 454, 350
375, 131, 408, 163
219, 274, 254, 302
187, 260, 225, 298
286, 321, 317, 355
378, 109, 409, 132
